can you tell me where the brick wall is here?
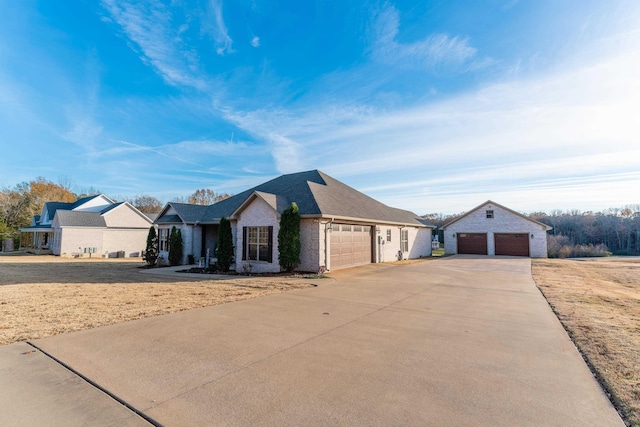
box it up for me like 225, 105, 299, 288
235, 197, 281, 273
444, 203, 548, 257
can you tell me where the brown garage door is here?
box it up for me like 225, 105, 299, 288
495, 233, 530, 257
457, 233, 488, 255
330, 224, 372, 269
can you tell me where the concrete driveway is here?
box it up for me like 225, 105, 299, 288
1, 256, 624, 426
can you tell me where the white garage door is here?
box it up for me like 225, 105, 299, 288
330, 224, 372, 269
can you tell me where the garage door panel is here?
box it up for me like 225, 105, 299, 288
457, 233, 488, 255
330, 224, 372, 269
495, 233, 530, 257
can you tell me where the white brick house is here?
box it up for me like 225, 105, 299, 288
155, 170, 434, 271
442, 200, 552, 258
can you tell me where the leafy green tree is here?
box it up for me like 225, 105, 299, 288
216, 216, 234, 271
144, 226, 158, 267
278, 202, 301, 272
168, 226, 183, 265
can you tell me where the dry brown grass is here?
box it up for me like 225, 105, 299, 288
0, 255, 311, 346
532, 258, 640, 426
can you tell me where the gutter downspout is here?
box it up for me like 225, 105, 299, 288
324, 218, 334, 271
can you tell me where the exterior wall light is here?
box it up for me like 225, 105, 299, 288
452, 233, 456, 238
530, 233, 534, 239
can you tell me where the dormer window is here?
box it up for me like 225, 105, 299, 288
486, 210, 494, 219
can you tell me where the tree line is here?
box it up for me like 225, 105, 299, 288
0, 177, 230, 243
424, 205, 640, 256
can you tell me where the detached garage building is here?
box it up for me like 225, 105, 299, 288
442, 200, 551, 258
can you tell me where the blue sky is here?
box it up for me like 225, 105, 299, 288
1, 1, 639, 214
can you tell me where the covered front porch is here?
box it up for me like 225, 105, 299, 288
19, 227, 54, 254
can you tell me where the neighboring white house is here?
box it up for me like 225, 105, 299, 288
441, 200, 552, 258
155, 170, 434, 271
21, 194, 153, 257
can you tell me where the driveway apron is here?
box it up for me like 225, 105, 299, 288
17, 256, 624, 426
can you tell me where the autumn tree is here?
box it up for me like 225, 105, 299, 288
28, 177, 76, 218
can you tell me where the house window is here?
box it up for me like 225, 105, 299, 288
159, 228, 169, 251
386, 229, 392, 242
401, 229, 409, 252
486, 210, 494, 219
243, 226, 273, 262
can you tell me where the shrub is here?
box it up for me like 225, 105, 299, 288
216, 216, 234, 272
144, 226, 158, 267
168, 226, 183, 266
278, 202, 301, 272
548, 234, 611, 258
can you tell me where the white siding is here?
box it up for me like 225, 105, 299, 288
102, 228, 148, 257
59, 228, 104, 256
375, 225, 432, 262
73, 195, 113, 212
102, 204, 151, 228
444, 203, 548, 258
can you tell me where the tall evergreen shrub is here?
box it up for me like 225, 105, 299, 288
217, 216, 234, 271
278, 202, 301, 272
144, 226, 158, 267
168, 226, 183, 265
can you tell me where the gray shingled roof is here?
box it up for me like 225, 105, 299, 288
155, 214, 183, 224
55, 210, 106, 227
43, 202, 74, 222
157, 170, 431, 227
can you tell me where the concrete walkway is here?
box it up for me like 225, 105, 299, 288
1, 256, 624, 426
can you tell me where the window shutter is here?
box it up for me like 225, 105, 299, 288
242, 227, 247, 260
267, 226, 273, 263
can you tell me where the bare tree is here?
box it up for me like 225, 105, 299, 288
130, 195, 164, 214
188, 189, 231, 206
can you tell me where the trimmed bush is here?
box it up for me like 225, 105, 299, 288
168, 226, 183, 265
278, 202, 301, 272
144, 226, 158, 267
217, 217, 234, 272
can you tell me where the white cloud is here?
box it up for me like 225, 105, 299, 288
101, 0, 207, 89
370, 4, 477, 68
222, 34, 640, 213
204, 0, 234, 56
63, 118, 103, 148
251, 36, 260, 48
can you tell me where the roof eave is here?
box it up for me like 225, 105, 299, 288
300, 214, 433, 228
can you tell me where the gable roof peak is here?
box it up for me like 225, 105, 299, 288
442, 200, 552, 230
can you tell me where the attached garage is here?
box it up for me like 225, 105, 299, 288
442, 200, 552, 258
494, 233, 530, 256
330, 224, 372, 269
457, 233, 488, 255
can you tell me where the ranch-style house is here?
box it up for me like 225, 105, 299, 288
155, 170, 434, 272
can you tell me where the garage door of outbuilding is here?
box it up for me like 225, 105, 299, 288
330, 224, 372, 269
494, 233, 530, 257
457, 233, 488, 255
